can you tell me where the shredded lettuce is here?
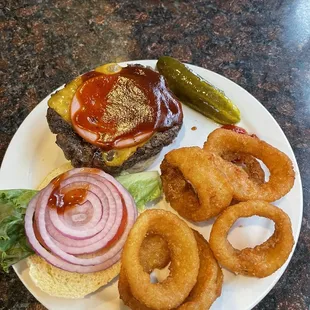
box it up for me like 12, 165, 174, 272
116, 171, 162, 211
0, 171, 162, 271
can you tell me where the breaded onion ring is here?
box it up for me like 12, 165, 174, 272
119, 235, 170, 309
140, 234, 170, 273
178, 230, 223, 310
121, 209, 199, 309
221, 152, 265, 184
118, 268, 152, 310
160, 147, 233, 222
119, 230, 223, 310
209, 200, 294, 277
203, 128, 295, 202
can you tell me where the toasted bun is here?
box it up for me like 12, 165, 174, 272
30, 163, 120, 298
28, 255, 120, 298
37, 162, 73, 190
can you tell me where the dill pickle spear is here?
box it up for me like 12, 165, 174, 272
157, 56, 241, 124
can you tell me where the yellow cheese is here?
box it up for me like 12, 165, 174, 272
102, 140, 147, 167
48, 76, 83, 123
95, 63, 122, 75
48, 63, 122, 123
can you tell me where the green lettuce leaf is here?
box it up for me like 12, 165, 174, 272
0, 171, 162, 271
116, 171, 162, 211
0, 190, 37, 272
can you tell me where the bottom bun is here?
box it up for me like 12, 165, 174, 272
27, 255, 120, 299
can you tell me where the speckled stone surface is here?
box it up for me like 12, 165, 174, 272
0, 0, 309, 309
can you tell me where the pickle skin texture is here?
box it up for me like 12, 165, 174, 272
157, 56, 241, 124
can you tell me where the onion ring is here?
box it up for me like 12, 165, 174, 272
178, 230, 223, 310
221, 152, 265, 185
140, 234, 170, 273
160, 147, 233, 222
119, 230, 223, 310
121, 209, 199, 309
25, 168, 137, 273
119, 268, 151, 310
209, 200, 294, 277
119, 234, 171, 309
203, 128, 295, 201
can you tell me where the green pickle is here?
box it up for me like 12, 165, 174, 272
157, 56, 241, 124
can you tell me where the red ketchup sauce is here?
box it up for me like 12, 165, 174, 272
221, 124, 258, 138
48, 175, 88, 215
72, 66, 183, 149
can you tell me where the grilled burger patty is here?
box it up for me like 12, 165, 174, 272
47, 107, 182, 175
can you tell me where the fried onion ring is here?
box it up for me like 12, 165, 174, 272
121, 209, 199, 309
209, 200, 294, 277
203, 128, 295, 201
118, 268, 151, 310
160, 147, 233, 222
140, 234, 170, 273
221, 152, 265, 184
178, 230, 223, 310
119, 230, 223, 310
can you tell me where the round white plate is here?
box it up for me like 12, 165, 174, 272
0, 60, 303, 310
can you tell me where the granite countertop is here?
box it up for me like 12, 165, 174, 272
0, 0, 309, 309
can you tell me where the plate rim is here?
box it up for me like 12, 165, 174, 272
1, 59, 303, 310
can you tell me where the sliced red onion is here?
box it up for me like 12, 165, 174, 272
62, 201, 95, 228
48, 184, 111, 238
25, 168, 137, 273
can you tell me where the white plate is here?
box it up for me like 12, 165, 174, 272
0, 60, 303, 310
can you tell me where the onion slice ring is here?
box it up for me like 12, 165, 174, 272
221, 152, 265, 185
25, 168, 137, 273
160, 147, 233, 222
203, 128, 295, 202
178, 230, 223, 310
119, 230, 223, 310
121, 209, 199, 309
209, 200, 294, 277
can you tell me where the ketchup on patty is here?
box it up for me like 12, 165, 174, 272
71, 66, 183, 150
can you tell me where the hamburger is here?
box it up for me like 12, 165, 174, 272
47, 63, 183, 175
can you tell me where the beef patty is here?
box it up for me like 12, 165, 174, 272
46, 108, 182, 175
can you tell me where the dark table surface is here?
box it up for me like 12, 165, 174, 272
1, 1, 309, 309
